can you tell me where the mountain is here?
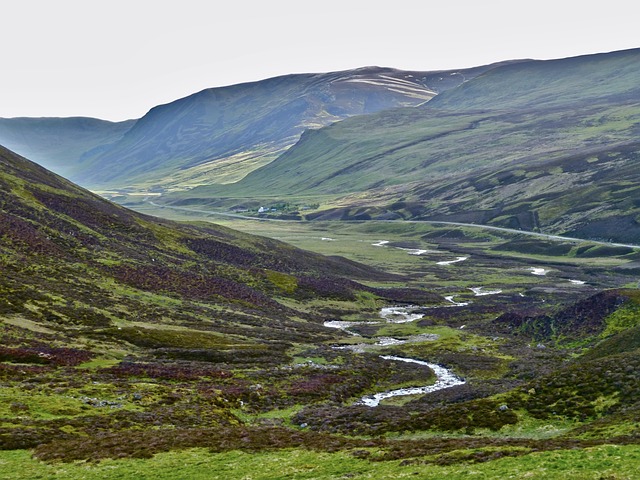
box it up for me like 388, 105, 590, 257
0, 117, 134, 178
0, 64, 503, 192
172, 48, 640, 243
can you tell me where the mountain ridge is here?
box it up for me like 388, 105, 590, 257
170, 48, 640, 243
0, 63, 510, 192
74, 64, 497, 190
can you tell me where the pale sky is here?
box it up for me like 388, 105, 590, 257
1, 0, 637, 121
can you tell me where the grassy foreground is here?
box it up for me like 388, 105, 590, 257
1, 445, 639, 479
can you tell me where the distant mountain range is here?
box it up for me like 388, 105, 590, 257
0, 117, 134, 178
2, 48, 640, 243
0, 64, 501, 191
168, 48, 640, 243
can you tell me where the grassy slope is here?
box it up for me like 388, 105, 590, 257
0, 143, 406, 350
171, 48, 640, 242
428, 48, 640, 110
2, 445, 639, 479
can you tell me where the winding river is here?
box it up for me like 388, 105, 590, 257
324, 305, 466, 406
358, 356, 465, 407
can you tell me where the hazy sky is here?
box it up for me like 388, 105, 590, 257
1, 0, 637, 121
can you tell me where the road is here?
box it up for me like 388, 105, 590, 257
146, 201, 640, 250
401, 220, 640, 250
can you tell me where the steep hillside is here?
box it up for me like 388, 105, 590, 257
0, 117, 134, 178
0, 143, 411, 349
174, 49, 640, 243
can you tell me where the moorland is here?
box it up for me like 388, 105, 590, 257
1, 48, 640, 479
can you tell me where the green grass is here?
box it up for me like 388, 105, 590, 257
264, 270, 298, 294
0, 388, 89, 420
475, 411, 582, 440
233, 404, 304, 425
130, 212, 635, 291
97, 325, 253, 350
75, 358, 122, 369
1, 445, 639, 479
602, 302, 640, 337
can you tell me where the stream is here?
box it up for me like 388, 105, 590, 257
324, 237, 585, 405
437, 256, 468, 265
324, 305, 466, 406
358, 356, 465, 407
